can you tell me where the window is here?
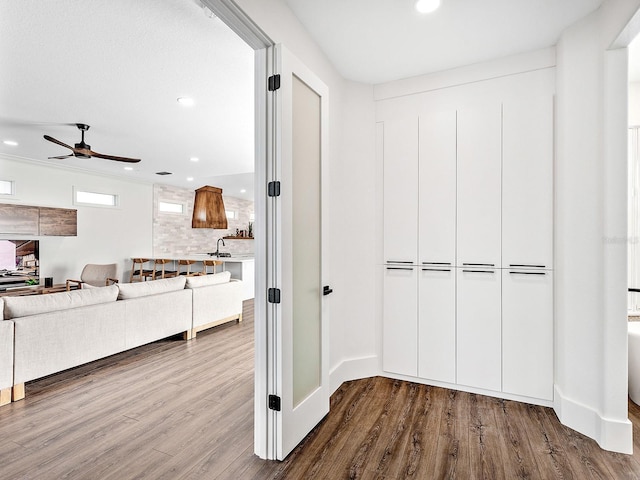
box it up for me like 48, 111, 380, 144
0, 180, 14, 196
74, 188, 118, 207
158, 201, 185, 214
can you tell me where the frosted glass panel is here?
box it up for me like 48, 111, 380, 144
292, 74, 321, 407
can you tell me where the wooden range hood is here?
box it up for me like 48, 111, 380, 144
192, 186, 228, 229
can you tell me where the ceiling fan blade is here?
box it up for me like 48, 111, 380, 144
43, 135, 74, 151
48, 154, 74, 160
90, 151, 141, 163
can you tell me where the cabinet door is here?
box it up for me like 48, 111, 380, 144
502, 96, 553, 269
419, 109, 456, 266
457, 267, 501, 391
418, 267, 455, 383
457, 102, 502, 267
383, 266, 418, 376
382, 116, 418, 264
502, 269, 553, 400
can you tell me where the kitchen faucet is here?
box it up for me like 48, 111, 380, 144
214, 237, 225, 257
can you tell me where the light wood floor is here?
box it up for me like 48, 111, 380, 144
2, 301, 640, 479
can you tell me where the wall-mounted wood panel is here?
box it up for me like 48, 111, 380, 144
39, 207, 77, 236
0, 204, 77, 236
0, 204, 39, 235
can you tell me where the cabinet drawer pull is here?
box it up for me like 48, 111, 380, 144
386, 267, 414, 271
422, 262, 451, 265
509, 264, 546, 269
462, 269, 494, 274
422, 268, 451, 272
462, 263, 495, 267
387, 260, 414, 264
509, 271, 546, 276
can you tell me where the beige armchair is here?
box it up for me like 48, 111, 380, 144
66, 263, 119, 291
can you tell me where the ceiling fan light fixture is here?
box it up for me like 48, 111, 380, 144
415, 0, 440, 14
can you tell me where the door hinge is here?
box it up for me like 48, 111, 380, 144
268, 74, 281, 91
268, 288, 281, 304
268, 181, 281, 197
268, 394, 281, 411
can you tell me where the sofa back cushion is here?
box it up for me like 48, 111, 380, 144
185, 271, 231, 289
3, 285, 119, 320
117, 276, 187, 300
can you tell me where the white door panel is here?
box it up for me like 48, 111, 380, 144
502, 96, 553, 269
419, 110, 456, 266
457, 267, 501, 391
272, 45, 330, 460
457, 102, 502, 267
418, 267, 456, 383
383, 266, 418, 377
383, 116, 419, 264
502, 269, 553, 400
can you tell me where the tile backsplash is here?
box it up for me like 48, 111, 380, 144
153, 184, 254, 257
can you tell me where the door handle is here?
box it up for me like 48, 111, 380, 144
323, 285, 333, 296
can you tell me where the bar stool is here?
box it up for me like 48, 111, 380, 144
202, 259, 223, 275
129, 258, 154, 282
177, 259, 201, 277
152, 259, 178, 280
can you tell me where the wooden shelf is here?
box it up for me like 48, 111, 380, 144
223, 236, 254, 240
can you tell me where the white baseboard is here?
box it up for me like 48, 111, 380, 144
329, 355, 379, 394
554, 385, 633, 454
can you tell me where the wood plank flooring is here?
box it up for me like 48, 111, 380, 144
2, 301, 640, 478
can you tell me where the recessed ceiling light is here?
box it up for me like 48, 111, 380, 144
177, 97, 195, 107
190, 157, 199, 162
240, 189, 247, 193
124, 166, 133, 171
415, 0, 440, 14
187, 177, 194, 182
3, 140, 18, 146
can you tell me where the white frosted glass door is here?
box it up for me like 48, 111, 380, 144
292, 74, 321, 407
272, 45, 330, 461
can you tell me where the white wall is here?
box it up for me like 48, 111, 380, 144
554, 0, 640, 454
235, 0, 379, 387
631, 81, 640, 124
0, 156, 153, 284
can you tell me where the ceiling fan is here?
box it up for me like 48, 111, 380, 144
43, 123, 141, 163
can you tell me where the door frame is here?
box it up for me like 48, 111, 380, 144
201, 0, 275, 460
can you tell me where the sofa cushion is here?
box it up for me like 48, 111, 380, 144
3, 285, 119, 320
185, 271, 231, 289
117, 276, 187, 300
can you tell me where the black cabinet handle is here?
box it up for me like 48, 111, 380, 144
387, 260, 413, 264
462, 263, 495, 267
422, 262, 451, 265
323, 285, 333, 296
462, 269, 494, 274
509, 264, 546, 268
386, 267, 414, 271
421, 268, 451, 272
509, 271, 546, 276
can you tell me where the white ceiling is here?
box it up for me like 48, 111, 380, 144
0, 0, 255, 200
284, 0, 605, 84
3, 0, 640, 199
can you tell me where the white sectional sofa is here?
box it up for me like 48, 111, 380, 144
185, 271, 243, 338
0, 317, 13, 406
1, 272, 243, 403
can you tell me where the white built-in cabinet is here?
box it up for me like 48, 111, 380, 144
381, 77, 554, 404
383, 116, 418, 265
383, 266, 417, 376
457, 102, 502, 268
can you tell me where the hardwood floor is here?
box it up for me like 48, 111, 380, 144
2, 302, 640, 478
